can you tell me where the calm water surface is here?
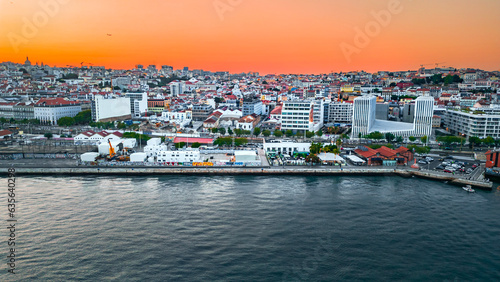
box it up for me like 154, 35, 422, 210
3, 175, 500, 281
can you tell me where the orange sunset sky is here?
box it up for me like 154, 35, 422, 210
1, 0, 499, 74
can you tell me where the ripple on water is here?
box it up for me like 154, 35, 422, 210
7, 175, 500, 281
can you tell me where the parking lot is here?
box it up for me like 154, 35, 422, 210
415, 155, 482, 177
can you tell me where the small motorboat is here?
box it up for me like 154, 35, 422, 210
462, 185, 475, 193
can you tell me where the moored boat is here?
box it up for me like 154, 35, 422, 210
462, 185, 475, 193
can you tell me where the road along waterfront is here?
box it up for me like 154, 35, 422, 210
1, 165, 493, 190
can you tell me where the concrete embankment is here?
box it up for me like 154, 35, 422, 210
3, 166, 492, 190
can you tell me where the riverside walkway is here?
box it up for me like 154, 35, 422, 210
2, 163, 493, 190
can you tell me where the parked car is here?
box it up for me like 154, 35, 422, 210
443, 169, 453, 173
436, 165, 445, 170
472, 164, 478, 168
425, 157, 434, 162
466, 168, 473, 174
445, 166, 456, 172
417, 160, 428, 165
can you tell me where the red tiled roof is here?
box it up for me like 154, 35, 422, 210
270, 106, 282, 115
0, 130, 13, 136
35, 98, 79, 106
80, 130, 95, 137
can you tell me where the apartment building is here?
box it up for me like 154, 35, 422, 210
443, 110, 500, 139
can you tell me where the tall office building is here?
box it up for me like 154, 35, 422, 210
91, 96, 131, 122
351, 95, 433, 138
352, 96, 376, 138
281, 100, 323, 132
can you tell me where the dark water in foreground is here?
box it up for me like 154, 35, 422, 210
3, 175, 500, 281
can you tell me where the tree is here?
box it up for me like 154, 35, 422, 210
305, 154, 321, 164
389, 82, 397, 87
191, 142, 201, 148
482, 136, 495, 147
218, 127, 226, 135
175, 142, 186, 149
44, 132, 53, 139
273, 130, 283, 137
57, 116, 75, 126
117, 122, 127, 129
420, 135, 428, 144
396, 136, 403, 143
332, 148, 341, 156
213, 137, 232, 147
262, 130, 271, 137
364, 131, 384, 140
316, 130, 323, 137
253, 127, 261, 137
235, 137, 248, 146
469, 136, 481, 149
63, 73, 79, 79
285, 130, 293, 137
385, 132, 395, 143
336, 139, 342, 148
409, 136, 417, 142
233, 128, 241, 136
0, 117, 7, 124
306, 131, 315, 138
227, 127, 233, 135
309, 142, 323, 154
211, 128, 218, 133
74, 110, 92, 124
323, 144, 337, 153
431, 74, 444, 85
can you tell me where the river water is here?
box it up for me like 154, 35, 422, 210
4, 175, 500, 281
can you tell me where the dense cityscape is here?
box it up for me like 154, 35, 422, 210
0, 58, 499, 171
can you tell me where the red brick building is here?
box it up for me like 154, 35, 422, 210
354, 146, 413, 166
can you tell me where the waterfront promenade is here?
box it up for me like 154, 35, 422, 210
1, 159, 493, 190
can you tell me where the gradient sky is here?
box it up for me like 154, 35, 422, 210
1, 0, 499, 74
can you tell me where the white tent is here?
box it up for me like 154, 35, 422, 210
318, 153, 345, 163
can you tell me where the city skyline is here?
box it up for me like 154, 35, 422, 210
1, 0, 500, 74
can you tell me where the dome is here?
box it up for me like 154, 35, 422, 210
24, 56, 31, 66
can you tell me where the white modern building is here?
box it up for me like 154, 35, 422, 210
34, 98, 81, 125
157, 150, 201, 163
242, 98, 263, 116
160, 110, 192, 127
91, 95, 131, 122
281, 100, 324, 132
328, 101, 353, 123
351, 95, 433, 138
125, 92, 148, 118
263, 140, 310, 154
443, 110, 500, 139
144, 144, 169, 158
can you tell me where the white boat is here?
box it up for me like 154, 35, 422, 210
462, 185, 475, 193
